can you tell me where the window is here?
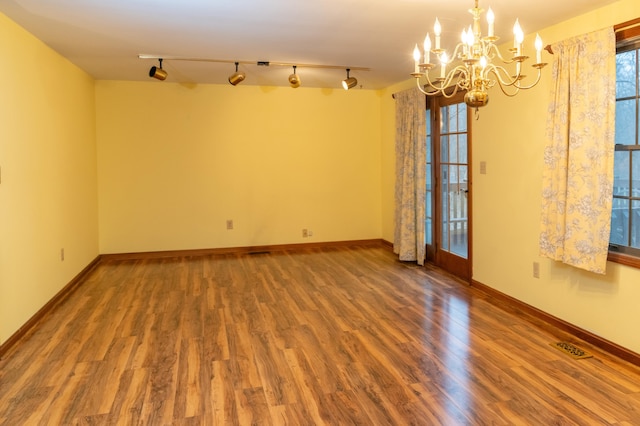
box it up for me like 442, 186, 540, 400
610, 25, 640, 265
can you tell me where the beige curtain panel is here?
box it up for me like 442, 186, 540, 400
540, 28, 616, 274
394, 88, 426, 265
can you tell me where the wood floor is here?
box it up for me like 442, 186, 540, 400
2, 244, 640, 425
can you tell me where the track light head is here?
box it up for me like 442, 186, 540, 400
288, 66, 301, 88
149, 58, 168, 80
229, 62, 246, 86
342, 68, 357, 90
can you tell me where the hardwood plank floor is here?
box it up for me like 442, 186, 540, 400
2, 243, 640, 425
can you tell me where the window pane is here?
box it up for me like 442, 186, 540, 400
449, 164, 459, 186
441, 135, 449, 162
460, 165, 468, 188
450, 165, 468, 258
449, 135, 459, 163
610, 43, 640, 257
615, 99, 636, 145
611, 198, 629, 246
613, 150, 630, 196
633, 151, 640, 197
633, 200, 640, 249
617, 50, 637, 99
458, 103, 467, 132
459, 134, 468, 165
440, 107, 450, 134
448, 105, 457, 132
441, 165, 449, 250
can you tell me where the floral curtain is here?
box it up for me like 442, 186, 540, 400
394, 87, 426, 265
540, 28, 616, 274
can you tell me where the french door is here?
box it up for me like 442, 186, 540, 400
425, 93, 472, 281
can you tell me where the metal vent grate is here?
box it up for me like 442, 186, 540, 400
550, 342, 593, 360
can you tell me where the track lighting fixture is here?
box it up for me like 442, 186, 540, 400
288, 66, 301, 88
139, 55, 370, 87
342, 68, 357, 90
228, 62, 246, 86
149, 58, 168, 80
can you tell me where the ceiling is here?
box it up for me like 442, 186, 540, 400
0, 0, 617, 89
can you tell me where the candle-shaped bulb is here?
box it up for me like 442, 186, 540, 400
424, 34, 432, 64
535, 33, 543, 63
487, 8, 495, 37
515, 26, 524, 44
513, 19, 521, 48
440, 52, 448, 78
434, 18, 441, 50
514, 19, 524, 55
467, 25, 475, 47
461, 28, 468, 56
480, 56, 488, 69
413, 44, 421, 72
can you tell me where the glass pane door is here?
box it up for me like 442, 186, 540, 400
426, 107, 433, 246
440, 102, 469, 259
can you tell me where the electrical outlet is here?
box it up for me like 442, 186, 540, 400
480, 161, 487, 175
302, 229, 308, 238
60, 248, 65, 262
308, 230, 313, 237
533, 261, 540, 278
226, 220, 233, 230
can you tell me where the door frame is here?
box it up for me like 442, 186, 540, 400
426, 92, 473, 281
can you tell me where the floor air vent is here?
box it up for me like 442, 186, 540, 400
550, 341, 593, 360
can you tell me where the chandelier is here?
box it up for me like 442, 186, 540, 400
411, 0, 547, 109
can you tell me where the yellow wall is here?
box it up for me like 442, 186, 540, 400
463, 0, 640, 353
0, 13, 99, 344
3, 0, 640, 358
95, 82, 382, 253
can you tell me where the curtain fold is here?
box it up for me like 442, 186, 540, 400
539, 28, 616, 274
394, 88, 426, 265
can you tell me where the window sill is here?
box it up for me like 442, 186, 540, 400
608, 251, 640, 269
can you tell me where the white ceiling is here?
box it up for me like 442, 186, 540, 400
0, 0, 617, 89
